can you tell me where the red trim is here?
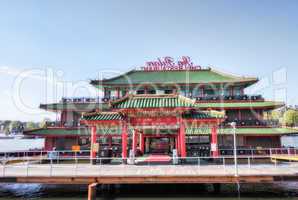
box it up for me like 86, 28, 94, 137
114, 107, 194, 113
129, 117, 178, 126
97, 80, 258, 87
80, 120, 122, 126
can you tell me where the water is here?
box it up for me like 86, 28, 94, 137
0, 137, 297, 199
281, 135, 298, 148
0, 183, 298, 199
0, 138, 44, 152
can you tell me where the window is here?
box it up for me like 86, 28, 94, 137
147, 90, 156, 94
164, 89, 173, 94
136, 90, 145, 94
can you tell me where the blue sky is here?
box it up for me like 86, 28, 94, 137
0, 0, 297, 121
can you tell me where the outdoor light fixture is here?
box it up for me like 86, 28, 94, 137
230, 122, 238, 177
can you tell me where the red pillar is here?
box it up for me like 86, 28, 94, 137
122, 123, 128, 160
132, 129, 138, 154
177, 130, 180, 156
211, 126, 219, 157
90, 126, 97, 160
175, 136, 178, 152
108, 135, 112, 148
140, 133, 145, 153
179, 120, 187, 158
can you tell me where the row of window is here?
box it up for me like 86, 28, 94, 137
104, 88, 243, 98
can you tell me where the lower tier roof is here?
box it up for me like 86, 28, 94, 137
40, 100, 284, 112
24, 127, 298, 136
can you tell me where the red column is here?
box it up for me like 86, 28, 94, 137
132, 130, 138, 154
108, 136, 112, 148
179, 120, 187, 158
176, 133, 180, 155
90, 126, 97, 160
121, 123, 128, 160
175, 136, 178, 152
211, 126, 219, 157
140, 133, 145, 153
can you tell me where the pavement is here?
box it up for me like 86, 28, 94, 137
0, 162, 298, 177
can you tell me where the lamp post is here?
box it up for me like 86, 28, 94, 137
230, 122, 238, 177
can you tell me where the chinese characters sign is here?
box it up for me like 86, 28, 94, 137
141, 56, 201, 71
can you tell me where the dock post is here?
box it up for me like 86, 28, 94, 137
88, 183, 98, 200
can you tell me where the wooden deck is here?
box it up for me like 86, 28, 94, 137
0, 163, 298, 184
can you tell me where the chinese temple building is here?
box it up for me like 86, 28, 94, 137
25, 57, 298, 159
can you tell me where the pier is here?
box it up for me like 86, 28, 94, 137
0, 163, 298, 184
1, 150, 298, 200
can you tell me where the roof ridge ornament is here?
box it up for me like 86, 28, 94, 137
140, 56, 202, 71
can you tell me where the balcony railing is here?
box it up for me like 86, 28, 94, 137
45, 121, 82, 128
195, 95, 264, 102
61, 97, 101, 104
222, 119, 280, 127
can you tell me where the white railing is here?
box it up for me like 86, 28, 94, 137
0, 147, 297, 160
0, 155, 297, 178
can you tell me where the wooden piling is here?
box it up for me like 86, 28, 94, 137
88, 183, 98, 200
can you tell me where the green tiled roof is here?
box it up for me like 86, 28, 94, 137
182, 111, 225, 119
196, 101, 284, 109
91, 69, 257, 86
111, 94, 196, 109
186, 127, 298, 135
82, 112, 123, 121
24, 128, 91, 136
24, 127, 298, 137
24, 127, 129, 136
39, 103, 109, 112
39, 100, 284, 113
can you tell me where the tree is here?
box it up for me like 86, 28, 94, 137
39, 118, 51, 128
9, 121, 22, 133
282, 110, 298, 127
26, 122, 38, 130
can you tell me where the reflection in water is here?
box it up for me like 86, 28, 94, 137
0, 183, 298, 200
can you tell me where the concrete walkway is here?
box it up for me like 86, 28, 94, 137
1, 163, 298, 177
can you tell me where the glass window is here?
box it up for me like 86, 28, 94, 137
204, 89, 215, 96
164, 89, 173, 94
147, 90, 156, 94
136, 90, 145, 94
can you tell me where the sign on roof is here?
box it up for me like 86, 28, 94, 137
141, 56, 201, 71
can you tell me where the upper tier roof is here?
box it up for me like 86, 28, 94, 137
90, 68, 258, 87
110, 94, 196, 109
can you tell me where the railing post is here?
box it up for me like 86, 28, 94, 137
197, 157, 200, 168
222, 157, 225, 170
75, 157, 78, 177
251, 149, 254, 160
75, 151, 77, 164
248, 157, 251, 169
40, 150, 43, 164
26, 156, 29, 177
2, 161, 5, 177
50, 158, 53, 177
287, 148, 290, 156
269, 148, 272, 157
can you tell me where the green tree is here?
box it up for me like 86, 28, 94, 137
26, 122, 38, 130
9, 121, 22, 133
282, 110, 298, 127
39, 118, 51, 128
